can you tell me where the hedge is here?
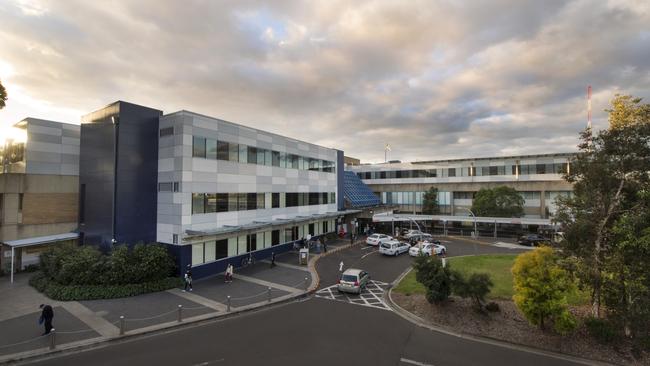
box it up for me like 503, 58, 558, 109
30, 272, 183, 301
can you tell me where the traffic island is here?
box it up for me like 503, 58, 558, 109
386, 257, 645, 366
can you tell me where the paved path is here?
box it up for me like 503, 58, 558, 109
20, 237, 599, 366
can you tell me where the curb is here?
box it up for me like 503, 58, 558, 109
385, 268, 616, 366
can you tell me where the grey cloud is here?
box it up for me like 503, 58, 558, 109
0, 0, 649, 163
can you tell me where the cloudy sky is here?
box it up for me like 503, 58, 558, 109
0, 0, 648, 162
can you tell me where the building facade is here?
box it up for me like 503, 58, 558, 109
0, 118, 79, 272
347, 153, 574, 219
78, 102, 343, 278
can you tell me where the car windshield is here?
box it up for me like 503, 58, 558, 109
381, 243, 391, 249
370, 235, 379, 239
341, 275, 357, 282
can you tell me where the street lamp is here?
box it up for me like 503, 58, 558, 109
459, 207, 478, 239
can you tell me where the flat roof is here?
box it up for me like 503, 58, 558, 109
372, 213, 553, 226
2, 232, 79, 248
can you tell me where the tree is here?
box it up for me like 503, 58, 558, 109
413, 254, 452, 304
555, 95, 650, 318
0, 80, 6, 109
607, 94, 650, 130
422, 187, 439, 214
471, 186, 524, 217
512, 247, 576, 334
452, 272, 493, 311
603, 190, 650, 339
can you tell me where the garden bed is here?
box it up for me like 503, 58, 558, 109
30, 272, 183, 301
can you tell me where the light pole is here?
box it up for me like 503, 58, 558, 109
459, 207, 477, 239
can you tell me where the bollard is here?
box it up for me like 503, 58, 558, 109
267, 287, 272, 303
227, 295, 231, 312
177, 304, 183, 322
304, 276, 309, 290
49, 329, 56, 350
119, 316, 125, 335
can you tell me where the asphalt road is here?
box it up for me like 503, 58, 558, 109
24, 238, 585, 366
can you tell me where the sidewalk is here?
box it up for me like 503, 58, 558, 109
0, 247, 326, 363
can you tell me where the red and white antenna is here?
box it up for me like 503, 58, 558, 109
587, 85, 592, 130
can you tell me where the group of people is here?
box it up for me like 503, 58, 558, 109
182, 251, 279, 291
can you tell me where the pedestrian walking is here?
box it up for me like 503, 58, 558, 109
339, 261, 344, 272
183, 265, 193, 292
323, 237, 328, 253
224, 263, 231, 283
350, 233, 355, 246
39, 304, 54, 335
270, 252, 276, 268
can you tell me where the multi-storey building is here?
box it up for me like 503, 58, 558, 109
0, 118, 79, 275
347, 153, 574, 219
79, 101, 343, 278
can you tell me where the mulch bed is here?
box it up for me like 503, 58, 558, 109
392, 293, 648, 365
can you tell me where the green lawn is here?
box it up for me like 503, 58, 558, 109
393, 254, 589, 304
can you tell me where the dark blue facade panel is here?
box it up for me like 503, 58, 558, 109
79, 105, 118, 250
114, 102, 162, 245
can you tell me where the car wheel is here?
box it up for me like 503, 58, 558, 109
441, 249, 446, 255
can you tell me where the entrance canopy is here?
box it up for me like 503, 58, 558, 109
2, 232, 78, 283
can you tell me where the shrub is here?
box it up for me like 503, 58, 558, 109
29, 272, 183, 301
512, 247, 577, 334
39, 243, 175, 287
585, 317, 618, 344
413, 254, 452, 304
453, 272, 493, 310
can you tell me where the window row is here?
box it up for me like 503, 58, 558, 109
158, 182, 180, 192
191, 192, 336, 214
357, 163, 569, 180
380, 191, 452, 206
192, 136, 336, 173
190, 219, 336, 265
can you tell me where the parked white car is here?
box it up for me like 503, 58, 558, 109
403, 230, 433, 242
366, 234, 393, 246
408, 242, 447, 257
379, 240, 410, 256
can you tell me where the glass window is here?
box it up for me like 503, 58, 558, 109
299, 156, 306, 170
238, 193, 248, 211
217, 193, 228, 212
217, 141, 229, 160
272, 193, 280, 208
256, 148, 265, 165
228, 193, 238, 211
191, 243, 204, 265
192, 193, 205, 214
216, 239, 228, 259
257, 193, 265, 209
158, 182, 173, 192
265, 150, 272, 166
247, 193, 257, 210
206, 139, 217, 159
272, 230, 280, 246
448, 168, 456, 177
192, 136, 206, 158
247, 233, 257, 252
228, 142, 239, 162
290, 154, 299, 169
536, 164, 546, 174
248, 146, 258, 165
204, 241, 216, 262
279, 152, 287, 168
227, 237, 238, 257
206, 193, 217, 213
272, 151, 280, 167
239, 145, 248, 163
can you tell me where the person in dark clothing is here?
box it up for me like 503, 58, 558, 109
39, 304, 54, 335
270, 252, 276, 268
323, 237, 328, 253
183, 265, 193, 292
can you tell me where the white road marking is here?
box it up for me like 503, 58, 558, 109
400, 358, 435, 366
315, 280, 391, 311
361, 250, 377, 259
361, 246, 374, 250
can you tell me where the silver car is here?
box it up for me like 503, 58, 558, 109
337, 268, 371, 294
